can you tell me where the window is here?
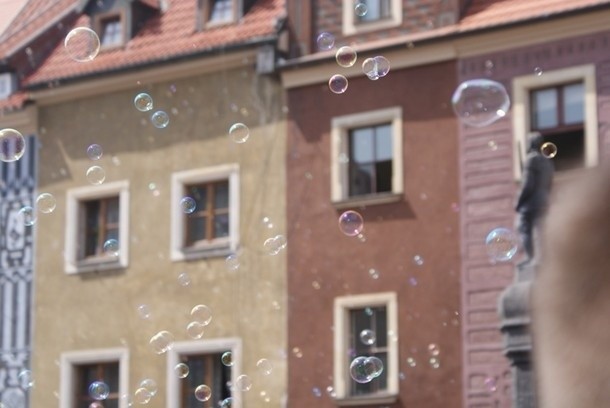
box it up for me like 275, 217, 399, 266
171, 164, 239, 261
65, 181, 129, 274
59, 348, 128, 408
530, 83, 584, 171
343, 0, 402, 35
512, 64, 599, 179
333, 293, 398, 404
199, 0, 235, 27
100, 16, 123, 47
331, 107, 403, 207
166, 338, 242, 408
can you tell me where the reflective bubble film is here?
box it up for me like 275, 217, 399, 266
229, 123, 250, 143
64, 27, 101, 62
221, 351, 233, 367
354, 2, 368, 16
359, 329, 376, 345
328, 74, 348, 94
86, 165, 106, 185
180, 196, 196, 214
194, 384, 212, 401
151, 111, 170, 128
134, 93, 154, 112
36, 193, 56, 214
88, 381, 110, 400
316, 32, 335, 50
0, 128, 26, 162
362, 56, 391, 80
149, 330, 174, 354
175, 363, 190, 378
540, 142, 557, 158
451, 79, 510, 127
485, 227, 519, 262
349, 356, 383, 383
190, 304, 212, 326
335, 46, 357, 68
87, 144, 103, 160
338, 210, 364, 236
19, 206, 37, 226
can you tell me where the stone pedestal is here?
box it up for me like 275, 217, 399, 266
498, 263, 537, 408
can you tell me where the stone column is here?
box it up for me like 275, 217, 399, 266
498, 264, 537, 408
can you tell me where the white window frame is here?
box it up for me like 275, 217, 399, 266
166, 338, 243, 408
331, 107, 403, 208
342, 0, 402, 36
333, 292, 399, 405
59, 347, 129, 408
64, 180, 130, 274
170, 164, 239, 261
512, 64, 598, 180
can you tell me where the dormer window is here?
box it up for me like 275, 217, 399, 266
93, 11, 126, 48
209, 0, 234, 23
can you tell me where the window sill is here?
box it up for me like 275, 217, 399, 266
334, 393, 398, 406
171, 241, 233, 261
66, 257, 125, 274
343, 17, 401, 36
332, 192, 402, 209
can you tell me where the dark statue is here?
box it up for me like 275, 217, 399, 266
515, 132, 554, 266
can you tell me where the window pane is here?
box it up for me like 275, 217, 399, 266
188, 185, 208, 211
563, 83, 584, 125
187, 216, 206, 243
183, 353, 231, 408
349, 163, 374, 196
350, 128, 374, 163
101, 19, 122, 46
210, 0, 233, 22
357, 0, 391, 22
104, 363, 119, 391
214, 214, 229, 238
531, 88, 558, 129
376, 160, 392, 193
214, 182, 229, 209
374, 124, 392, 162
105, 197, 119, 224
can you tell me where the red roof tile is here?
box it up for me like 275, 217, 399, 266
23, 0, 285, 86
0, 92, 29, 111
460, 0, 610, 31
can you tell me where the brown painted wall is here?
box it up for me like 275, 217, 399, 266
458, 29, 610, 408
286, 60, 462, 407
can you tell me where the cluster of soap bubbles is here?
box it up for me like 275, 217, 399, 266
187, 304, 213, 340
338, 210, 364, 236
362, 56, 391, 80
485, 227, 519, 262
263, 234, 287, 255
452, 79, 510, 128
132, 378, 157, 404
349, 356, 384, 383
133, 92, 170, 128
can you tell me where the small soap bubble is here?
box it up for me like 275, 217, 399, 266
407, 357, 417, 367
359, 329, 376, 345
134, 93, 154, 112
0, 128, 25, 162
36, 193, 56, 214
328, 74, 348, 94
86, 165, 106, 185
180, 197, 196, 214
190, 304, 212, 326
87, 144, 103, 160
362, 56, 391, 80
88, 381, 110, 400
364, 307, 373, 316
368, 268, 379, 279
103, 239, 119, 257
137, 304, 151, 320
18, 370, 34, 389
485, 227, 518, 262
64, 27, 100, 62
89, 402, 104, 408
413, 255, 424, 266
428, 343, 440, 356
225, 254, 240, 271
256, 358, 273, 375
133, 387, 152, 404
408, 277, 418, 286
484, 377, 498, 392
338, 210, 364, 236
175, 363, 190, 378
316, 32, 335, 50
335, 46, 357, 68
151, 111, 169, 128
220, 397, 233, 407
354, 2, 368, 16
452, 79, 510, 127
177, 272, 191, 286
264, 234, 287, 255
540, 142, 557, 158
194, 384, 212, 402
534, 67, 543, 76
139, 379, 157, 396
229, 123, 250, 143
19, 206, 37, 226
367, 356, 384, 377
235, 374, 252, 392
186, 321, 204, 339
149, 330, 174, 354
429, 357, 441, 369
312, 387, 322, 397
221, 351, 233, 367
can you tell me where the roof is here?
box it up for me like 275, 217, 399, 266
0, 0, 28, 40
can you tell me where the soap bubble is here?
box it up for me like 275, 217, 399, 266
229, 123, 250, 143
452, 79, 510, 127
221, 351, 233, 366
18, 370, 34, 388
190, 304, 212, 326
177, 272, 191, 286
36, 193, 56, 214
180, 197, 196, 214
354, 2, 368, 16
194, 384, 212, 401
235, 374, 252, 391
336, 46, 357, 68
139, 379, 157, 396
137, 304, 151, 320
485, 228, 518, 262
64, 27, 100, 62
362, 56, 390, 80
263, 234, 287, 255
19, 206, 37, 226
86, 165, 106, 185
149, 330, 174, 354
87, 144, 103, 160
428, 343, 440, 356
484, 377, 498, 392
0, 128, 25, 162
134, 93, 154, 112
534, 67, 543, 76
349, 356, 383, 383
103, 239, 119, 257
359, 329, 376, 345
316, 32, 335, 50
175, 363, 189, 378
186, 321, 204, 339
88, 381, 110, 400
256, 358, 273, 375
540, 142, 557, 158
225, 254, 240, 271
328, 74, 348, 94
133, 387, 152, 404
413, 255, 424, 266
220, 397, 233, 407
151, 111, 169, 128
338, 210, 364, 236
